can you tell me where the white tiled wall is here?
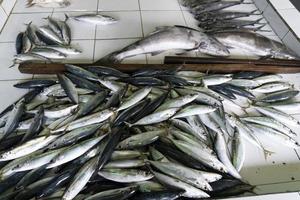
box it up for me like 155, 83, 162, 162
0, 1, 299, 200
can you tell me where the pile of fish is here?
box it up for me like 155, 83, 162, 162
0, 64, 299, 200
14, 14, 118, 67
179, 0, 299, 59
27, 0, 71, 8
14, 16, 78, 66
181, 0, 266, 33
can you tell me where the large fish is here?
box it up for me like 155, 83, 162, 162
213, 30, 299, 60
100, 26, 229, 63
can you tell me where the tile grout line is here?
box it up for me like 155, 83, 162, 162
137, 0, 148, 64
92, 0, 101, 62
177, 0, 188, 26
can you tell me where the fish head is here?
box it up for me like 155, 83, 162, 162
102, 15, 118, 25
198, 37, 230, 57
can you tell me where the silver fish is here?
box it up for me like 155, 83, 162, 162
68, 14, 118, 25
101, 26, 229, 63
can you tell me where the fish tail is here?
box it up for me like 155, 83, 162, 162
255, 17, 265, 24
124, 122, 133, 128
251, 9, 263, 15
26, 0, 34, 7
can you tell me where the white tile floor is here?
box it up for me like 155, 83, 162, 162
0, 0, 300, 199
269, 0, 300, 39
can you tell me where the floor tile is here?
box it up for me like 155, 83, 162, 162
1, 0, 16, 15
0, 6, 7, 32
263, 5, 290, 39
94, 39, 147, 64
252, 0, 269, 12
12, 0, 53, 13
61, 40, 95, 63
0, 43, 33, 80
283, 31, 300, 57
0, 12, 52, 42
255, 182, 300, 195
0, 81, 29, 113
141, 11, 185, 35
258, 192, 300, 200
98, 0, 139, 11
96, 11, 142, 39
139, 0, 181, 11
270, 0, 295, 10
53, 0, 98, 12
279, 9, 300, 38
52, 12, 96, 40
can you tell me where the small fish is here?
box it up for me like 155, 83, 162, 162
67, 14, 118, 25
117, 130, 164, 149
14, 79, 57, 89
172, 105, 216, 119
128, 108, 179, 126
57, 74, 79, 104
153, 171, 210, 198
98, 169, 153, 183
85, 186, 137, 200
256, 90, 299, 103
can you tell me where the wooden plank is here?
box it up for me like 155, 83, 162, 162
19, 62, 300, 74
164, 56, 300, 67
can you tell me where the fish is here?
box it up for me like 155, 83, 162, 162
67, 14, 118, 25
100, 26, 229, 63
213, 30, 299, 59
99, 169, 154, 183
256, 90, 299, 103
2, 99, 25, 141
14, 79, 57, 89
0, 135, 59, 161
16, 32, 24, 54
85, 186, 137, 200
117, 87, 152, 111
20, 106, 44, 143
149, 160, 212, 191
251, 82, 292, 93
153, 171, 210, 198
47, 135, 106, 168
63, 157, 99, 200
231, 128, 245, 172
131, 191, 182, 200
36, 26, 66, 45
172, 105, 217, 119
57, 74, 79, 104
51, 109, 114, 133
32, 47, 67, 59
117, 130, 164, 149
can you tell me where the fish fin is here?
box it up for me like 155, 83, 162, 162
174, 25, 200, 32
9, 61, 16, 68
251, 9, 263, 15
124, 122, 133, 128
263, 149, 274, 160
64, 13, 69, 22
150, 51, 164, 56
26, 0, 34, 7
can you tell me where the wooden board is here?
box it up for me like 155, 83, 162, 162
19, 62, 300, 74
164, 56, 300, 66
